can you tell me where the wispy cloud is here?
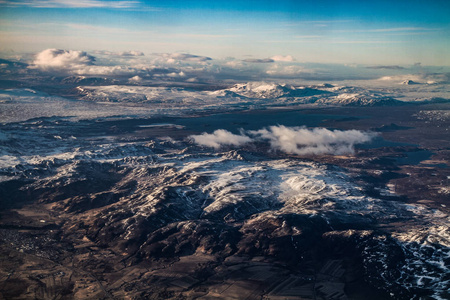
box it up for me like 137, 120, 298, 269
0, 0, 146, 9
334, 27, 437, 34
269, 38, 402, 44
280, 20, 354, 27
93, 50, 144, 57
366, 65, 405, 70
329, 40, 403, 44
173, 33, 240, 39
367, 27, 436, 33
62, 23, 149, 35
264, 38, 402, 45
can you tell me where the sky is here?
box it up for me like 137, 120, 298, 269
0, 0, 449, 66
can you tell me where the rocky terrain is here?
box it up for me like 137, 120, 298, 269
1, 52, 449, 299
1, 100, 449, 299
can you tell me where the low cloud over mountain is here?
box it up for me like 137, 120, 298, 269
190, 126, 376, 155
4, 49, 447, 85
190, 129, 252, 149
251, 126, 375, 155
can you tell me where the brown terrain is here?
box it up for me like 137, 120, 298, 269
0, 103, 449, 300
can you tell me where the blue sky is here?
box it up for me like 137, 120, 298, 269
0, 0, 449, 65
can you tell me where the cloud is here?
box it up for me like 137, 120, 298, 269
242, 58, 275, 63
25, 49, 395, 82
0, 0, 142, 9
29, 49, 152, 75
251, 126, 374, 155
378, 73, 450, 84
265, 64, 306, 77
328, 40, 402, 44
366, 27, 435, 33
270, 55, 295, 62
63, 23, 139, 35
94, 50, 144, 57
366, 65, 405, 70
128, 75, 142, 83
156, 53, 212, 64
31, 48, 95, 70
117, 50, 145, 57
74, 66, 140, 75
190, 126, 375, 155
189, 130, 252, 149
167, 71, 186, 77
225, 60, 244, 68
334, 27, 436, 34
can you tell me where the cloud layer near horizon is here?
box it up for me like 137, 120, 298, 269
28, 49, 213, 76
190, 126, 375, 155
15, 48, 450, 84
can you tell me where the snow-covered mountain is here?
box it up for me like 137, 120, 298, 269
2, 52, 450, 299
74, 82, 409, 109
1, 115, 449, 299
401, 79, 421, 85
321, 93, 403, 106
225, 82, 329, 99
61, 76, 116, 85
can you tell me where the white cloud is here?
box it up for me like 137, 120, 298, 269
270, 55, 295, 62
74, 65, 140, 75
190, 126, 375, 155
167, 71, 186, 77
31, 48, 95, 70
251, 126, 374, 155
190, 130, 252, 149
128, 75, 142, 83
29, 49, 151, 75
93, 50, 145, 57
266, 64, 306, 77
225, 60, 244, 68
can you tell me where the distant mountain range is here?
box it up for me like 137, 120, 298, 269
74, 81, 410, 107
